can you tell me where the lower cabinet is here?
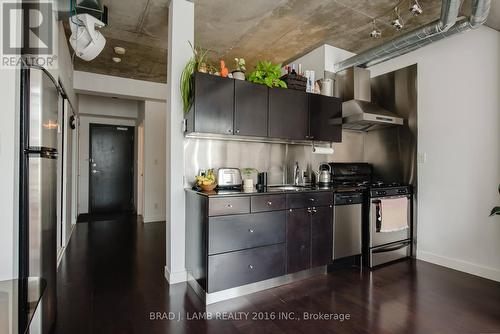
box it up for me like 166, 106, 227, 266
286, 203, 333, 274
286, 208, 311, 273
208, 244, 286, 293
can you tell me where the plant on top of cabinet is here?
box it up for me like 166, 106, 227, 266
232, 58, 246, 81
248, 61, 287, 88
180, 42, 210, 114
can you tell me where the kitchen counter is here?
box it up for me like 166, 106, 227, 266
0, 277, 46, 334
186, 185, 365, 198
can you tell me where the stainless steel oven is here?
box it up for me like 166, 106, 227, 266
368, 186, 412, 268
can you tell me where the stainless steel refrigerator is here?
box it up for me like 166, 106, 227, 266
20, 65, 60, 334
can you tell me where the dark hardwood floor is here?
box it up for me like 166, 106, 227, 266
54, 215, 500, 334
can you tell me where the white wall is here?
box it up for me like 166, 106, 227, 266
143, 101, 167, 222
370, 26, 500, 282
165, 0, 193, 284
77, 95, 139, 214
73, 71, 167, 102
288, 44, 355, 78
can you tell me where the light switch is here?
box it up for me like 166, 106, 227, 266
417, 152, 427, 164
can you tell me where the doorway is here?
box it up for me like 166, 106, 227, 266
89, 124, 135, 214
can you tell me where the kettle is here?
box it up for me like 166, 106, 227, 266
315, 163, 332, 185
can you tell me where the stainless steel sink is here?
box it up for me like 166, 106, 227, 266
267, 185, 313, 192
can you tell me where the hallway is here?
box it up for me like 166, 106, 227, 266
54, 216, 500, 334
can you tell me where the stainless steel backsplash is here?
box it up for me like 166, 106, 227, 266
184, 130, 365, 186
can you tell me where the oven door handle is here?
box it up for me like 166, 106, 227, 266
373, 241, 411, 253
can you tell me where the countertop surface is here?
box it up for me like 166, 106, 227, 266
186, 185, 366, 197
0, 277, 46, 334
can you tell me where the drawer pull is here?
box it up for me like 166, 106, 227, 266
248, 228, 255, 233
267, 201, 273, 206
226, 204, 233, 208
310, 198, 315, 202
307, 207, 312, 213
312, 207, 317, 213
248, 264, 255, 270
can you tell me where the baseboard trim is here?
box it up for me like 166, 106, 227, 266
164, 266, 187, 284
143, 216, 166, 223
417, 250, 500, 282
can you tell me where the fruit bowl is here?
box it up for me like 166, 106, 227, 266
200, 183, 217, 192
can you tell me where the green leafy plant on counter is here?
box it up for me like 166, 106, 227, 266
180, 42, 210, 114
248, 61, 287, 88
490, 184, 500, 216
241, 168, 259, 179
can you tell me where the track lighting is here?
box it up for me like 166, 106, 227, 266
409, 0, 423, 16
370, 20, 382, 39
391, 7, 404, 30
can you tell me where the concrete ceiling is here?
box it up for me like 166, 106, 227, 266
71, 0, 500, 83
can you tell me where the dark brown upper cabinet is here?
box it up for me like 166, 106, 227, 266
187, 72, 235, 135
309, 94, 342, 142
234, 80, 268, 137
268, 88, 309, 140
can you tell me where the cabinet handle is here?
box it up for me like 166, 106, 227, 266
248, 264, 255, 270
307, 207, 312, 213
267, 201, 273, 206
310, 198, 315, 202
248, 228, 254, 233
235, 129, 240, 134
312, 207, 317, 213
228, 129, 233, 133
226, 204, 233, 208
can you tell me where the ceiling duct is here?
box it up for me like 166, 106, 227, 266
334, 0, 491, 72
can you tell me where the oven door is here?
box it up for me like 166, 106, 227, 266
369, 195, 411, 248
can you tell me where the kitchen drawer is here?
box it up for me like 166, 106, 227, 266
208, 211, 285, 255
208, 197, 250, 216
208, 244, 286, 293
251, 194, 286, 213
369, 241, 411, 268
287, 192, 333, 209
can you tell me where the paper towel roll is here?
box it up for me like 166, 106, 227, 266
312, 146, 334, 155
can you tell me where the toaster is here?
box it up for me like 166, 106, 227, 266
217, 168, 242, 189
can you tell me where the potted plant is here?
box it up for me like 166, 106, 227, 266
490, 184, 500, 216
248, 61, 287, 88
232, 58, 246, 80
241, 168, 258, 191
180, 42, 210, 114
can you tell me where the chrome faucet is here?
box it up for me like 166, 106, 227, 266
293, 161, 300, 185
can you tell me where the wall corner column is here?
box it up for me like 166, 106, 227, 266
165, 0, 193, 284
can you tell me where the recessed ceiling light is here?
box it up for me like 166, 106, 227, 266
112, 57, 122, 63
114, 46, 126, 55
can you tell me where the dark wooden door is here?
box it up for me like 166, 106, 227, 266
234, 80, 268, 137
89, 124, 134, 213
309, 94, 342, 142
193, 72, 234, 135
269, 88, 308, 140
286, 208, 311, 273
311, 205, 334, 267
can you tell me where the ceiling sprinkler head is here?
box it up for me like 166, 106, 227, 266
410, 1, 423, 16
370, 20, 382, 38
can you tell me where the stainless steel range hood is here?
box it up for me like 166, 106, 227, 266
338, 67, 404, 131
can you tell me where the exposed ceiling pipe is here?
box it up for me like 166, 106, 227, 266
362, 0, 491, 68
333, 0, 463, 72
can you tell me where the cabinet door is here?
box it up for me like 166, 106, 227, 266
309, 94, 342, 142
193, 73, 234, 135
234, 80, 268, 137
286, 208, 311, 273
269, 88, 308, 140
311, 205, 333, 267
